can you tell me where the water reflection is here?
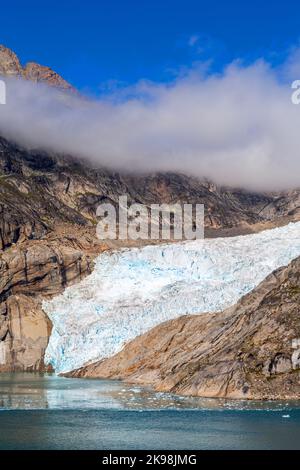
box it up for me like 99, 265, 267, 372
1, 373, 300, 412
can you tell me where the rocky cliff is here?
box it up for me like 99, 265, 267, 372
0, 45, 74, 91
0, 241, 93, 371
69, 257, 300, 400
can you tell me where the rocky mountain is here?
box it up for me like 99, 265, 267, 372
69, 256, 300, 400
0, 45, 23, 76
0, 45, 300, 376
1, 134, 299, 248
0, 45, 74, 91
0, 242, 91, 371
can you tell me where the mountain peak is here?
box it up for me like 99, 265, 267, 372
23, 61, 75, 91
0, 45, 75, 92
0, 45, 23, 76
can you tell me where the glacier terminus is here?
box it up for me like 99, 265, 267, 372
44, 222, 300, 374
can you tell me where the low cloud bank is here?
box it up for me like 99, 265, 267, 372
0, 56, 299, 190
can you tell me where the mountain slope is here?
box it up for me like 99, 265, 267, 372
0, 44, 74, 91
1, 133, 300, 248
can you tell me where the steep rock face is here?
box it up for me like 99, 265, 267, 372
1, 135, 300, 246
0, 241, 92, 371
23, 62, 75, 91
0, 242, 91, 300
0, 136, 91, 250
0, 178, 48, 250
0, 295, 51, 371
70, 257, 300, 400
0, 45, 23, 76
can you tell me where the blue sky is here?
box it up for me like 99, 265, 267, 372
1, 0, 300, 92
2, 1, 300, 189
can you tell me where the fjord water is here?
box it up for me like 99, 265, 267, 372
0, 374, 300, 450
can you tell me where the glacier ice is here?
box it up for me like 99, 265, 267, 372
44, 222, 300, 373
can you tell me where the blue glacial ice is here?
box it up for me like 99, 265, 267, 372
44, 222, 300, 373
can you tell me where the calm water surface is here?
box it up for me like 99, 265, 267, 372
0, 373, 300, 450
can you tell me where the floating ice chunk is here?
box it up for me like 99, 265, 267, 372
44, 222, 300, 373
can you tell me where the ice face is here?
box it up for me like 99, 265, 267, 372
44, 222, 300, 374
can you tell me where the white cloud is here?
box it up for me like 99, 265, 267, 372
188, 35, 199, 47
0, 54, 300, 190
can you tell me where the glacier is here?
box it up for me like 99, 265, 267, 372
44, 222, 300, 374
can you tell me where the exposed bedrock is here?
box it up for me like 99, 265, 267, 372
0, 242, 92, 371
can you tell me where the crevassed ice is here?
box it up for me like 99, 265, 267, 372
44, 222, 300, 374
